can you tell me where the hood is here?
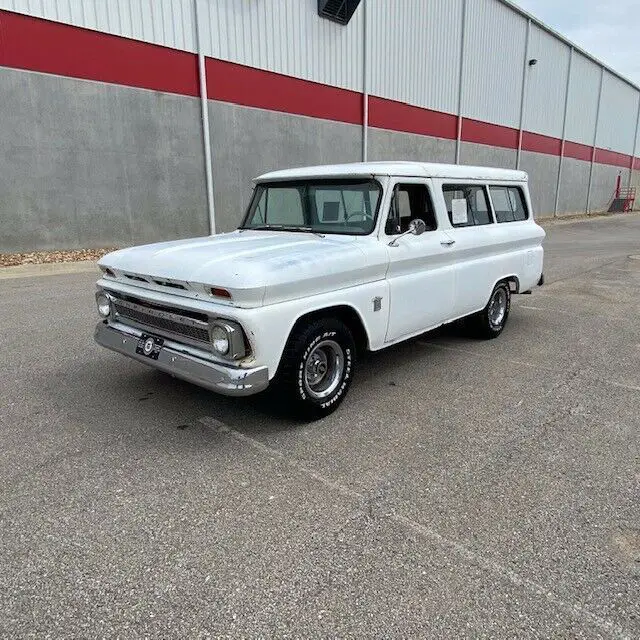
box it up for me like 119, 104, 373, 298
99, 230, 387, 307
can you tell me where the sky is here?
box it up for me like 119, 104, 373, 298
512, 0, 640, 85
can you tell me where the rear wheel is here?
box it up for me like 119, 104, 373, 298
468, 282, 511, 339
272, 318, 355, 420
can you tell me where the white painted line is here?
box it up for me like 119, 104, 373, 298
518, 305, 572, 315
198, 416, 631, 639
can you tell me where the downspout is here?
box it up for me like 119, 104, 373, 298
516, 18, 531, 170
194, 0, 216, 234
554, 46, 573, 217
586, 66, 604, 215
362, 0, 368, 162
455, 0, 467, 165
628, 95, 640, 191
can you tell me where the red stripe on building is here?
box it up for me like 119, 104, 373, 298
563, 140, 593, 162
0, 10, 199, 96
368, 96, 457, 140
1, 9, 639, 171
461, 118, 519, 150
595, 148, 633, 168
206, 58, 362, 125
522, 131, 562, 156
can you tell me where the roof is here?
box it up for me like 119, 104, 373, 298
256, 162, 528, 182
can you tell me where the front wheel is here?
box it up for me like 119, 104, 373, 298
468, 282, 511, 339
272, 318, 355, 419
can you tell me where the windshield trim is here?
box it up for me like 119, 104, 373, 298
238, 178, 384, 237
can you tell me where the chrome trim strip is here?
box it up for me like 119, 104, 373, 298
95, 322, 268, 397
114, 298, 209, 330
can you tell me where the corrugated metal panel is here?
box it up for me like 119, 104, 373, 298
201, 0, 363, 92
462, 0, 527, 128
565, 52, 601, 146
524, 23, 570, 139
1, 0, 197, 52
367, 0, 463, 115
596, 72, 640, 155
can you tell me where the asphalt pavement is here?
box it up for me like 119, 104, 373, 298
1, 214, 639, 638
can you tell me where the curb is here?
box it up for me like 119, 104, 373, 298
0, 261, 100, 280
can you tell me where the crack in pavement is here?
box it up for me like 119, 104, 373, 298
198, 416, 633, 639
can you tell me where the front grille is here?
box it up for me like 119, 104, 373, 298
113, 299, 210, 344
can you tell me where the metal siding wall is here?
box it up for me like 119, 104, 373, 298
1, 0, 197, 52
367, 0, 462, 115
524, 24, 570, 139
201, 0, 363, 92
565, 51, 601, 146
462, 0, 527, 128
596, 72, 639, 155
2, 0, 640, 157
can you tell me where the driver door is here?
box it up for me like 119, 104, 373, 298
384, 180, 456, 342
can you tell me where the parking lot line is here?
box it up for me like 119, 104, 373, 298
198, 416, 631, 639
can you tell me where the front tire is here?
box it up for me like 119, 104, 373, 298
272, 318, 356, 419
468, 282, 511, 339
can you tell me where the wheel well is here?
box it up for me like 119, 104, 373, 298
501, 276, 520, 293
291, 305, 369, 355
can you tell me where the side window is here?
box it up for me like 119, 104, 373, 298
385, 184, 437, 235
442, 184, 492, 227
489, 186, 529, 222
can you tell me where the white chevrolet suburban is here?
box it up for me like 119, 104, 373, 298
94, 162, 545, 418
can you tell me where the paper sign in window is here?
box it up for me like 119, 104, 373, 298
451, 198, 468, 224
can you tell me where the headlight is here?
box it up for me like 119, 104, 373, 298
209, 321, 247, 359
211, 325, 230, 355
96, 292, 111, 317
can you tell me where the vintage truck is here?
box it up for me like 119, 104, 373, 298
94, 162, 545, 418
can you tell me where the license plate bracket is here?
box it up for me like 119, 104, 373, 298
136, 333, 164, 360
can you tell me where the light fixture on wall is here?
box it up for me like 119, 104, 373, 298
528, 58, 538, 66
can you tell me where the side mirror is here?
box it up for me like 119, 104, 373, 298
409, 218, 426, 236
388, 218, 427, 246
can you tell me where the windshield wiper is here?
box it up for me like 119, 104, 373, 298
242, 224, 324, 238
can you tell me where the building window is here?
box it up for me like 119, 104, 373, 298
442, 185, 492, 227
489, 186, 529, 222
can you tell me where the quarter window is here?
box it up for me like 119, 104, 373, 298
442, 185, 492, 227
489, 186, 529, 222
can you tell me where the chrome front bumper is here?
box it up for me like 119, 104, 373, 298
94, 321, 269, 397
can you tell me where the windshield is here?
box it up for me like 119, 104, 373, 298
240, 179, 382, 235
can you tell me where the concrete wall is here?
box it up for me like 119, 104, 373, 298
0, 66, 208, 253
367, 129, 455, 164
590, 164, 628, 212
207, 101, 364, 233
459, 142, 517, 171
0, 64, 635, 252
557, 158, 590, 215
519, 151, 560, 218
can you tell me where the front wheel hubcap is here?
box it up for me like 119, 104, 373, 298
304, 339, 344, 400
488, 288, 507, 328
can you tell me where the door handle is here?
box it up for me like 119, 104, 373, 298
440, 239, 456, 247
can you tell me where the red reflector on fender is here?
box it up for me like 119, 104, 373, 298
210, 287, 232, 299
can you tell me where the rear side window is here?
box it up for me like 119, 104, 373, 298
489, 186, 529, 222
442, 185, 492, 227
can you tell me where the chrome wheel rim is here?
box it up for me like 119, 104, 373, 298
304, 340, 344, 400
488, 288, 507, 328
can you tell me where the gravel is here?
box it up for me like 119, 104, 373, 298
0, 248, 116, 267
